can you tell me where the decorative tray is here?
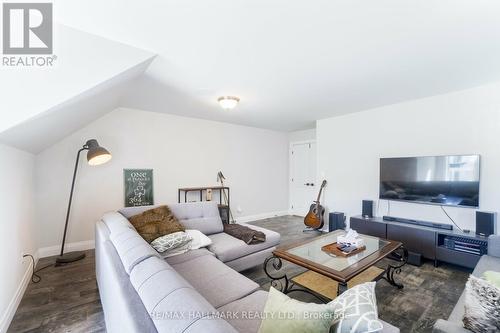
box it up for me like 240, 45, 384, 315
321, 242, 366, 257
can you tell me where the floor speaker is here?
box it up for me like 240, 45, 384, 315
407, 252, 423, 266
329, 212, 346, 232
362, 200, 374, 218
476, 211, 497, 237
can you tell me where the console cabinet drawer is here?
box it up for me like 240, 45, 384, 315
350, 218, 387, 239
387, 224, 436, 259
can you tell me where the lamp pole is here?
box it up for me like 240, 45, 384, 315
59, 145, 88, 257
56, 139, 111, 266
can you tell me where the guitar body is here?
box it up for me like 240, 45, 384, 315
304, 203, 325, 229
304, 180, 328, 230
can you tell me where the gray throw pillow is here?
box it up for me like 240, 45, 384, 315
151, 231, 192, 253
463, 275, 500, 332
331, 282, 383, 333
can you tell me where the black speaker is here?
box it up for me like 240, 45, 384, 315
362, 200, 374, 218
407, 252, 423, 266
476, 211, 497, 237
329, 212, 346, 232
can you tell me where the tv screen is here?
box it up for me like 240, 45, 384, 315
379, 155, 480, 208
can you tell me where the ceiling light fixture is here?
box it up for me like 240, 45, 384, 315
218, 96, 240, 110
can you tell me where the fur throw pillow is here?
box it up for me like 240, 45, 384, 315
463, 275, 500, 333
128, 205, 185, 243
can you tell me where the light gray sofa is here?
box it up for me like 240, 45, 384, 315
95, 201, 399, 333
433, 235, 500, 333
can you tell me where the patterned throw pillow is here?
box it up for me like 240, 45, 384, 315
128, 206, 185, 243
463, 275, 500, 332
331, 282, 383, 332
151, 232, 192, 253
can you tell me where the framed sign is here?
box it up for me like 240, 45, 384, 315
124, 169, 154, 207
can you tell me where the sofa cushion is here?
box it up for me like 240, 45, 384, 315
130, 256, 237, 333
101, 212, 133, 235
169, 202, 224, 235
472, 254, 500, 277
110, 229, 160, 274
380, 320, 400, 333
433, 319, 471, 333
165, 248, 215, 266
120, 202, 224, 236
208, 224, 280, 263
171, 253, 260, 308
217, 290, 268, 333
129, 205, 185, 243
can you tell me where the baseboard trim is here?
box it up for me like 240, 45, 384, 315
37, 240, 95, 258
0, 255, 38, 333
236, 210, 290, 223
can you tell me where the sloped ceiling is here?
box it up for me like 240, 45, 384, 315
0, 25, 155, 153
54, 0, 500, 131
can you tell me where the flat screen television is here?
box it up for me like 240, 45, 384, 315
379, 155, 480, 208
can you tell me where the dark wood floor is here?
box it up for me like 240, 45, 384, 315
8, 216, 470, 333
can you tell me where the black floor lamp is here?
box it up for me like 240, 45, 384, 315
56, 139, 112, 266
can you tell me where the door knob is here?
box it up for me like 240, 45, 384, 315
304, 183, 310, 186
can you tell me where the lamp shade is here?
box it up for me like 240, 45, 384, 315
86, 139, 112, 166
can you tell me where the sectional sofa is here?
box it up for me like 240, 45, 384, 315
95, 201, 399, 333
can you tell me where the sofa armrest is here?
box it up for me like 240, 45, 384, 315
488, 235, 500, 258
433, 319, 471, 333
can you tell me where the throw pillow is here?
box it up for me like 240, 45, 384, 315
185, 229, 212, 249
258, 287, 338, 333
128, 205, 185, 243
258, 283, 383, 333
483, 271, 500, 289
463, 275, 500, 333
150, 231, 192, 253
331, 282, 383, 333
161, 242, 192, 258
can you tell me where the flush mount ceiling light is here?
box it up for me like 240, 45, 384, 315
218, 96, 240, 110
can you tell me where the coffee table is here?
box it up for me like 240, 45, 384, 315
263, 230, 408, 301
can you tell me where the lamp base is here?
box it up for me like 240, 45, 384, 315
55, 251, 86, 266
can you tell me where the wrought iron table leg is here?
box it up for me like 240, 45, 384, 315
383, 246, 408, 289
337, 282, 348, 295
263, 256, 289, 293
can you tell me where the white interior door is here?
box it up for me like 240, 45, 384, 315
290, 142, 317, 216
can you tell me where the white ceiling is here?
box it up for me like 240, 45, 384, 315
52, 0, 500, 131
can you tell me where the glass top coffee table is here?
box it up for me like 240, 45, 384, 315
263, 230, 408, 300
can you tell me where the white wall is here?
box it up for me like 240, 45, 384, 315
35, 108, 289, 250
0, 144, 36, 332
317, 82, 500, 231
289, 128, 316, 143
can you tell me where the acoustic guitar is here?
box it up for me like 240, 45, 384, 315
304, 180, 327, 229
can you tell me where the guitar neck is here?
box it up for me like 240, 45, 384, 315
315, 186, 324, 204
